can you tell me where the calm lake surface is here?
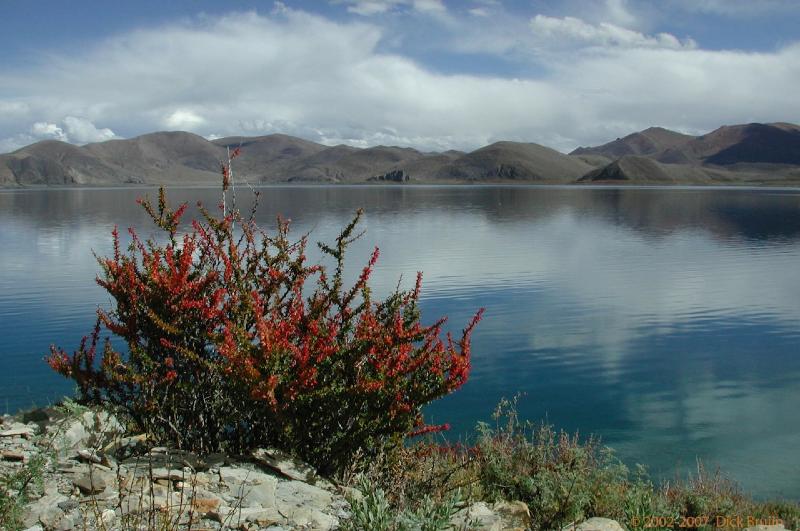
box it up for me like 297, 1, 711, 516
1, 185, 799, 498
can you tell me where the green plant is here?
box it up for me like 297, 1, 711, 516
0, 447, 47, 529
343, 479, 395, 531
343, 477, 463, 531
400, 492, 462, 531
47, 156, 483, 475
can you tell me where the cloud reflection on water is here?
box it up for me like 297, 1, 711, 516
1, 185, 798, 496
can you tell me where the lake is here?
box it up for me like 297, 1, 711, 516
1, 185, 799, 499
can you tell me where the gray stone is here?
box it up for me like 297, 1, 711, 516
57, 500, 79, 512
38, 506, 64, 529
119, 493, 151, 516
22, 493, 68, 529
190, 488, 224, 515
58, 411, 124, 452
150, 466, 188, 482
252, 448, 328, 485
100, 509, 116, 527
103, 433, 148, 454
76, 448, 102, 464
73, 472, 107, 494
0, 427, 35, 439
276, 479, 333, 507
227, 506, 285, 526
563, 517, 626, 531
219, 466, 279, 508
340, 485, 364, 502
450, 502, 503, 531
275, 481, 337, 530
744, 525, 789, 531
493, 500, 531, 529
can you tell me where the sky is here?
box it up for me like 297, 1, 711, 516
1, 0, 799, 154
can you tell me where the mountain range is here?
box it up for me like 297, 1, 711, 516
2, 122, 800, 187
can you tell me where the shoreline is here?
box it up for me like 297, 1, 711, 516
2, 404, 798, 530
4, 181, 800, 192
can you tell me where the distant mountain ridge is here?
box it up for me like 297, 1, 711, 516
572, 122, 800, 184
2, 122, 800, 187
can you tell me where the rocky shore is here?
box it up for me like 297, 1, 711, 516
1, 408, 792, 531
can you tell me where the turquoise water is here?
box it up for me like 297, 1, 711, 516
1, 185, 799, 498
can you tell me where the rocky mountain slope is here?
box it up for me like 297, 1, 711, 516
2, 122, 799, 187
574, 122, 800, 184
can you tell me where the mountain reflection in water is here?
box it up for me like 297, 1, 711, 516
1, 185, 798, 498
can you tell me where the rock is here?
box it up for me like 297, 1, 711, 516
275, 480, 337, 529
340, 485, 364, 502
744, 526, 789, 531
368, 169, 410, 182
38, 505, 68, 529
73, 472, 107, 494
2, 449, 26, 461
232, 506, 284, 526
450, 502, 503, 531
23, 525, 44, 531
191, 490, 223, 515
493, 500, 532, 530
219, 466, 279, 508
252, 447, 325, 484
563, 517, 626, 531
0, 427, 35, 439
150, 466, 188, 482
58, 411, 124, 452
103, 433, 148, 455
276, 479, 333, 510
57, 500, 79, 512
22, 493, 68, 529
100, 509, 116, 526
119, 494, 149, 516
76, 448, 102, 464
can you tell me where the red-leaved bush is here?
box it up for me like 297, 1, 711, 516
48, 157, 483, 474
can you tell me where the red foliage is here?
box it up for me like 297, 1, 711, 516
47, 154, 483, 472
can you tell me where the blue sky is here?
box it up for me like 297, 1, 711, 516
1, 0, 799, 153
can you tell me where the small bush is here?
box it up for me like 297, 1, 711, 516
472, 397, 618, 529
48, 156, 482, 475
342, 477, 461, 531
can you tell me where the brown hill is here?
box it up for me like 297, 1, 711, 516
211, 134, 328, 180
434, 141, 594, 182
1, 140, 126, 185
85, 131, 224, 183
659, 122, 800, 165
575, 122, 800, 185
578, 155, 723, 184
571, 127, 694, 159
287, 146, 424, 182
3, 122, 800, 187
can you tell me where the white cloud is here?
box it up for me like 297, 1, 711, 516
338, 0, 445, 16
412, 0, 445, 14
0, 8, 798, 155
0, 117, 115, 152
164, 110, 206, 129
603, 0, 638, 28
529, 14, 695, 50
30, 122, 67, 141
63, 116, 116, 143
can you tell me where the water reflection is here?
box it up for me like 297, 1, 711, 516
1, 186, 798, 497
